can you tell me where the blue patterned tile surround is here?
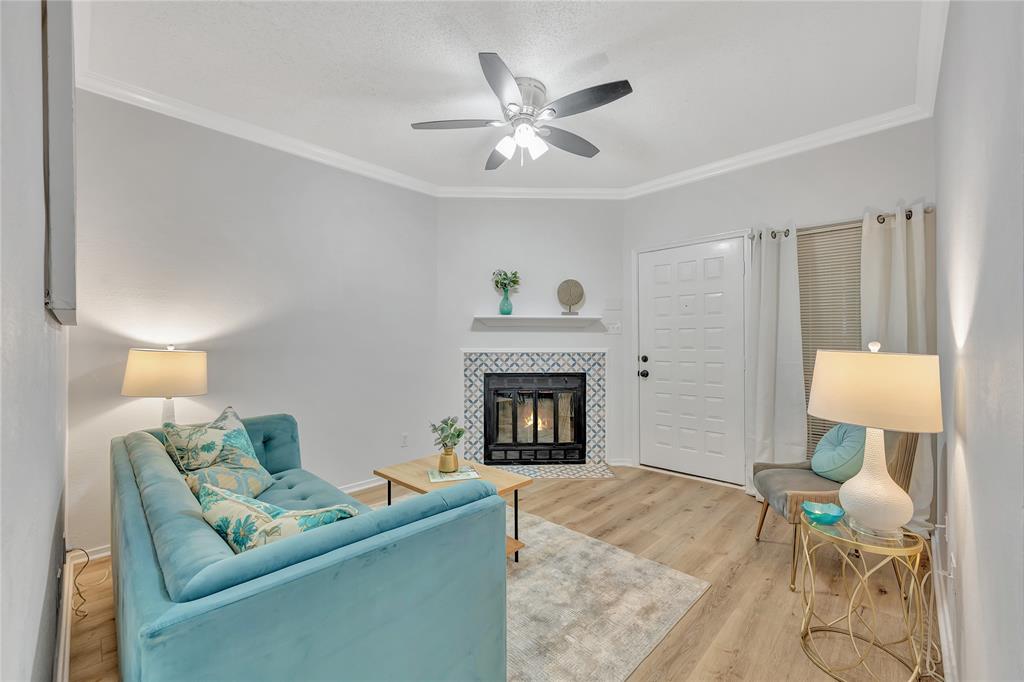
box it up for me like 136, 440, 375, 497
463, 351, 607, 463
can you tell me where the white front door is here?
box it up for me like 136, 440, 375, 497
638, 237, 745, 483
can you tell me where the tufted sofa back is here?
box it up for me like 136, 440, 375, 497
115, 418, 501, 604
145, 413, 301, 474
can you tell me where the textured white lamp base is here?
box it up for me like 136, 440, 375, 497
838, 426, 913, 539
161, 397, 176, 424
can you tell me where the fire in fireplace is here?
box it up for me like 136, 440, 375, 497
483, 373, 586, 464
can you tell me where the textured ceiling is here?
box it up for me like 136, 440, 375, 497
81, 1, 925, 192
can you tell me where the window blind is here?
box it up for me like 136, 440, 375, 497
796, 223, 863, 458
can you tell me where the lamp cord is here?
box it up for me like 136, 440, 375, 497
65, 547, 110, 620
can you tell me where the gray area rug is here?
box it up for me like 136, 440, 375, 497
371, 500, 708, 680
506, 510, 709, 682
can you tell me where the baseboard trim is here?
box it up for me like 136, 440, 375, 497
606, 458, 638, 467
68, 544, 110, 565
55, 558, 75, 682
339, 477, 382, 494
635, 464, 745, 490
931, 535, 958, 680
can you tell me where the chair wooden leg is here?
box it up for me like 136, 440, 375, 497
755, 499, 769, 541
789, 524, 800, 592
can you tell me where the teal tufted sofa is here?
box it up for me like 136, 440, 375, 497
111, 414, 507, 681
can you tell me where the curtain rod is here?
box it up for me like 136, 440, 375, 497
795, 205, 936, 235
873, 205, 935, 224
749, 205, 935, 240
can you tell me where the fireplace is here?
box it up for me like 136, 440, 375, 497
483, 373, 586, 465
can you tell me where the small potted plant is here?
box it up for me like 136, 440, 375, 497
430, 416, 467, 473
492, 269, 521, 315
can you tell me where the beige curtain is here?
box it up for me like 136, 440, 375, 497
861, 202, 936, 533
745, 227, 808, 495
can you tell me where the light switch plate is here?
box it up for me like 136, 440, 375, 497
605, 321, 623, 334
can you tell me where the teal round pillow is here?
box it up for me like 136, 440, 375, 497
811, 423, 866, 483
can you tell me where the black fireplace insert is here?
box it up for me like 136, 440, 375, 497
483, 372, 586, 465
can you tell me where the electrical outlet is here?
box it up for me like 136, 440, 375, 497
400, 433, 408, 448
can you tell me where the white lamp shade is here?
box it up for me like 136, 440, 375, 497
121, 348, 207, 398
808, 350, 942, 433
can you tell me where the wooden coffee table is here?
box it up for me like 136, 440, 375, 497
373, 455, 533, 562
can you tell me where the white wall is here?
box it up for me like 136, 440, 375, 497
1, 2, 70, 679
68, 92, 439, 552
435, 199, 625, 461
67, 93, 940, 551
933, 3, 1024, 679
620, 120, 936, 463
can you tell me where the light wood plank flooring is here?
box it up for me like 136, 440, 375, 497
71, 465, 926, 681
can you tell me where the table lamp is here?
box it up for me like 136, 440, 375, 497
807, 344, 942, 538
121, 346, 207, 424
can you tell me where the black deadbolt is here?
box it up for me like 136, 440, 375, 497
641, 355, 649, 362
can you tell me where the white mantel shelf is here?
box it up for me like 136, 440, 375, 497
473, 315, 605, 329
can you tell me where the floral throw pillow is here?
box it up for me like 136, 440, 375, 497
162, 421, 227, 472
198, 484, 359, 553
164, 406, 274, 498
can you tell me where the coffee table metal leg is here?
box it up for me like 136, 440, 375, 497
514, 489, 519, 563
387, 481, 391, 506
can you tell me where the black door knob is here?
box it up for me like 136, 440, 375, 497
641, 355, 649, 363
639, 369, 650, 378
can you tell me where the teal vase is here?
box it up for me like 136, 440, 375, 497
499, 288, 513, 315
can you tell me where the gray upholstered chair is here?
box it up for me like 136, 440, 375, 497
753, 432, 919, 590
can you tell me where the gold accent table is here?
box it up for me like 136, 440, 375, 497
799, 513, 935, 681
373, 454, 532, 561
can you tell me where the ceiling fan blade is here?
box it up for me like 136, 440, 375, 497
479, 52, 522, 109
411, 119, 503, 130
542, 80, 633, 120
485, 148, 508, 170
540, 126, 600, 158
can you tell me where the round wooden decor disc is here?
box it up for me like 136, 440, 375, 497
557, 279, 585, 308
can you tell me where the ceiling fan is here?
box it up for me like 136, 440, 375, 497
411, 52, 633, 170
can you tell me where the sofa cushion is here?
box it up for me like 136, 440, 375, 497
184, 461, 274, 500
162, 421, 226, 472
124, 431, 235, 601
259, 468, 372, 515
199, 484, 358, 553
146, 413, 302, 475
167, 407, 275, 498
177, 480, 498, 602
199, 484, 281, 552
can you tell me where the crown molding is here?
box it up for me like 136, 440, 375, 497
435, 185, 625, 200
621, 103, 931, 200
75, 2, 947, 202
76, 70, 442, 197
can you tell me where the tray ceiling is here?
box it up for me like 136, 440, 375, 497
75, 1, 946, 198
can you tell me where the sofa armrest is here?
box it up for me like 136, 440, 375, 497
132, 495, 507, 681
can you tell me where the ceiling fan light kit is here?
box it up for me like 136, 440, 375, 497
411, 52, 632, 170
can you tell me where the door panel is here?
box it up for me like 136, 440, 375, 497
638, 238, 745, 483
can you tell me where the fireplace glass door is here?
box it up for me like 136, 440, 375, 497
484, 373, 585, 464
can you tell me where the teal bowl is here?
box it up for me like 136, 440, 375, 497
802, 501, 845, 525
